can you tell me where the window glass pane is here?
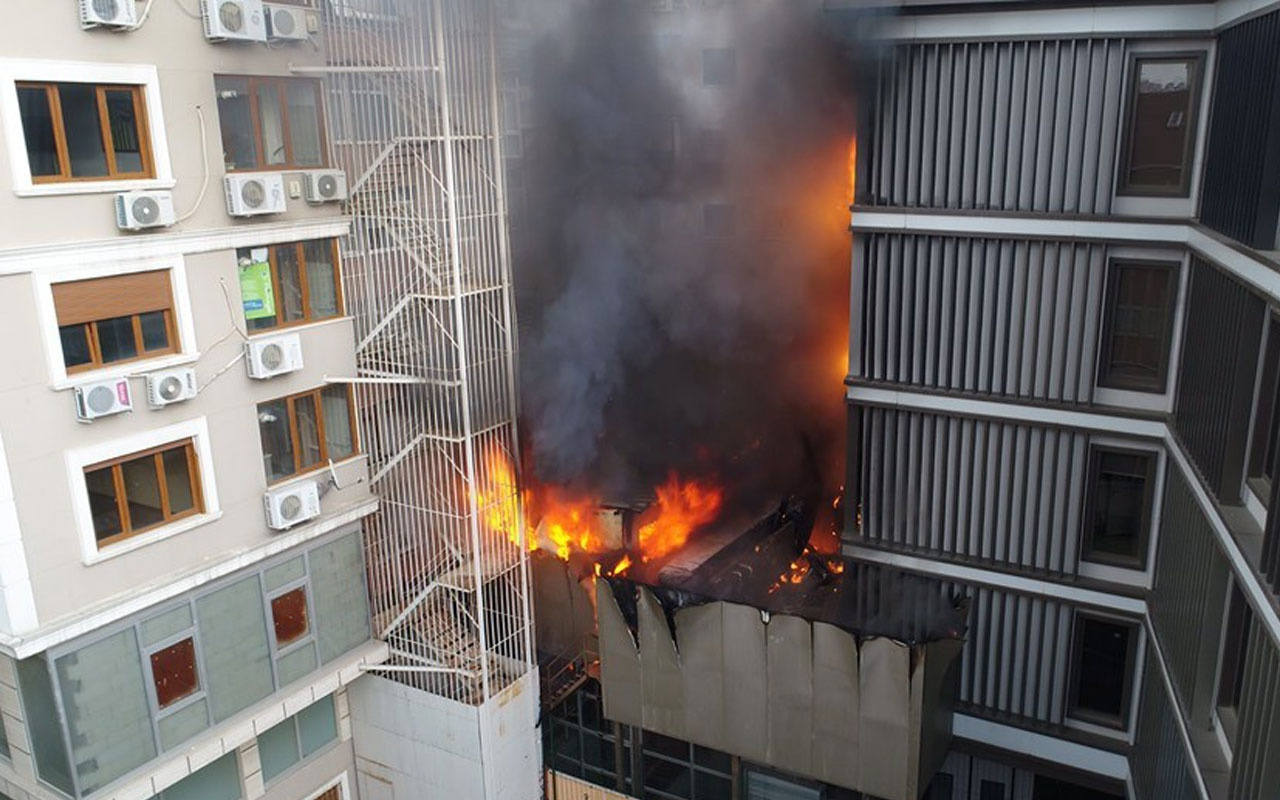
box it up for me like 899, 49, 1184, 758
644, 756, 692, 799
693, 745, 731, 774
158, 697, 209, 750
310, 533, 372, 663
97, 315, 139, 363
695, 772, 733, 800
16, 656, 74, 795
1101, 265, 1173, 391
258, 84, 288, 166
296, 695, 338, 757
322, 385, 355, 460
140, 310, 169, 352
150, 637, 199, 708
286, 82, 323, 166
1088, 451, 1149, 563
17, 86, 60, 177
276, 245, 306, 323
1073, 618, 1132, 722
163, 446, 196, 515
294, 394, 323, 470
257, 719, 301, 783
304, 240, 340, 318
164, 752, 242, 800
85, 465, 123, 541
264, 556, 306, 591
259, 399, 296, 481
1124, 59, 1194, 192
643, 731, 688, 760
272, 588, 310, 646
924, 773, 954, 800
104, 89, 144, 174
217, 78, 256, 170
57, 83, 109, 178
979, 781, 1005, 800
196, 576, 275, 722
56, 629, 156, 793
141, 604, 194, 647
121, 452, 165, 531
60, 324, 92, 368
276, 641, 318, 685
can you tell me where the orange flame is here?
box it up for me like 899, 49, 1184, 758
847, 135, 858, 207
636, 474, 724, 562
538, 488, 611, 561
611, 554, 632, 576
475, 447, 527, 549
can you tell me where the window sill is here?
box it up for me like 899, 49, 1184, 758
1077, 559, 1152, 590
52, 351, 201, 391
13, 177, 176, 198
267, 453, 367, 490
1062, 714, 1132, 744
247, 315, 352, 339
82, 510, 223, 566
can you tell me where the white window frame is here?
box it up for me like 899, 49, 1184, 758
0, 59, 175, 197
1092, 247, 1189, 415
66, 417, 222, 565
1076, 435, 1166, 589
1062, 608, 1147, 744
33, 255, 199, 389
1109, 40, 1216, 220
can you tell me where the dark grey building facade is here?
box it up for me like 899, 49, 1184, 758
841, 1, 1280, 798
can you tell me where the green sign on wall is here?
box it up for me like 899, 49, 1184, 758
239, 252, 275, 320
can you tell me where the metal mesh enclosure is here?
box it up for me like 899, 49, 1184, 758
322, 0, 532, 704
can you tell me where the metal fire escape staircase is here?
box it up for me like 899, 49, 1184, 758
318, 0, 533, 707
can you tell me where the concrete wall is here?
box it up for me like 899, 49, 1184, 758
349, 672, 541, 800
0, 2, 338, 247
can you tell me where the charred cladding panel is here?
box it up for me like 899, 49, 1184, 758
864, 39, 1126, 214
1199, 8, 1280, 250
852, 235, 1107, 404
1172, 260, 1264, 503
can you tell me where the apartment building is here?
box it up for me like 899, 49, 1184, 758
837, 0, 1280, 798
0, 3, 387, 800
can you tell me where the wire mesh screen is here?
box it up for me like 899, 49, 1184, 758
324, 0, 532, 705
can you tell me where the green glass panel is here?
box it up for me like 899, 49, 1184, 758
276, 642, 318, 687
157, 698, 209, 751
55, 629, 156, 794
257, 718, 300, 784
264, 557, 306, 592
296, 695, 337, 758
196, 577, 274, 722
163, 752, 242, 800
140, 604, 194, 647
309, 533, 371, 663
15, 656, 73, 794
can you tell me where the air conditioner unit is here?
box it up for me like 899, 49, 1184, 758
80, 0, 138, 28
264, 2, 309, 40
201, 0, 267, 41
264, 480, 321, 530
115, 190, 176, 231
146, 367, 197, 408
74, 377, 133, 422
225, 173, 286, 217
245, 332, 304, 379
304, 170, 348, 203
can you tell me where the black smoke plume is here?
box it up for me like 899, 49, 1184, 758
509, 0, 863, 508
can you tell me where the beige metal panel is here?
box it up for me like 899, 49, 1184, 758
0, 258, 371, 625
531, 555, 595, 660
765, 614, 813, 777
546, 770, 633, 800
721, 602, 769, 764
637, 587, 686, 739
858, 637, 911, 800
673, 603, 726, 749
916, 639, 964, 797
0, 2, 341, 246
596, 581, 642, 728
812, 622, 860, 790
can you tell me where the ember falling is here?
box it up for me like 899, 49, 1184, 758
508, 0, 858, 577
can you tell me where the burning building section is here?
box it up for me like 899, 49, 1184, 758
493, 2, 968, 799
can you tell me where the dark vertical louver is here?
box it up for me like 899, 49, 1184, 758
1199, 8, 1280, 250
1172, 260, 1264, 503
1263, 435, 1280, 590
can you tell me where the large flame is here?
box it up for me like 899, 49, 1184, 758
536, 487, 612, 560
847, 135, 858, 207
637, 474, 724, 562
476, 447, 527, 549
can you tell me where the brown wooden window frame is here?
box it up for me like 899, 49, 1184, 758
1096, 260, 1179, 394
1066, 612, 1140, 730
239, 239, 344, 333
17, 81, 155, 184
84, 438, 205, 549
54, 270, 179, 374
215, 75, 330, 173
1080, 446, 1157, 570
258, 385, 359, 485
1115, 52, 1206, 198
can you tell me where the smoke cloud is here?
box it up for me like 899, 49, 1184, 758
509, 0, 862, 507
